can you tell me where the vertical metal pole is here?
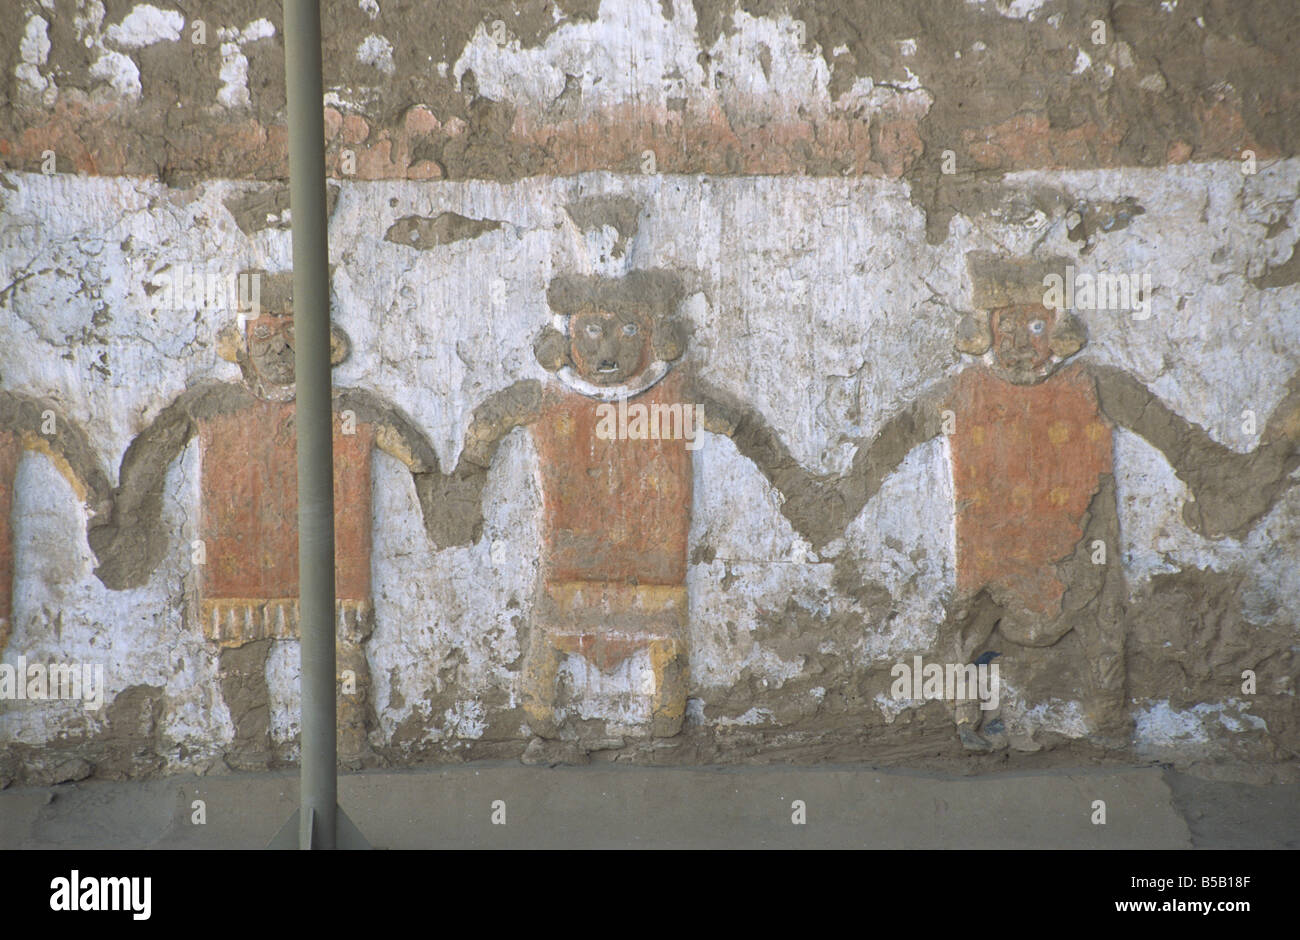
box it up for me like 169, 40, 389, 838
284, 0, 336, 850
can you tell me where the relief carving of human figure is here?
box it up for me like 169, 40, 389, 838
89, 273, 442, 765
783, 252, 1300, 751
426, 269, 819, 739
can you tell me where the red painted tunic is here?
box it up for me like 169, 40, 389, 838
948, 363, 1113, 619
532, 371, 692, 669
198, 400, 373, 646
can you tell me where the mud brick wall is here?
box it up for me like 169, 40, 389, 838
1, 0, 1299, 786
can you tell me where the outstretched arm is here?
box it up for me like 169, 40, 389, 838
334, 387, 440, 473
0, 392, 112, 517
336, 387, 455, 548
694, 380, 949, 550
1093, 364, 1300, 539
89, 383, 249, 589
837, 382, 951, 530
694, 384, 841, 548
416, 380, 543, 548
830, 381, 951, 541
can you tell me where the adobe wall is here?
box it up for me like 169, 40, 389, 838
1, 0, 1297, 784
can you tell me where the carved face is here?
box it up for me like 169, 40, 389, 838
569, 308, 651, 386
247, 316, 295, 388
989, 304, 1063, 385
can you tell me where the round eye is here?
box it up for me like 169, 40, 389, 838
253, 325, 271, 338
585, 323, 602, 338
1028, 319, 1046, 334
622, 322, 639, 337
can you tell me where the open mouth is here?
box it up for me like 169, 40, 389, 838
597, 360, 620, 374
997, 348, 1035, 367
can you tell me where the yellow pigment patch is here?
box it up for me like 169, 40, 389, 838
21, 432, 89, 502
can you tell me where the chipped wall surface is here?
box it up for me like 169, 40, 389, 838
1, 0, 1299, 783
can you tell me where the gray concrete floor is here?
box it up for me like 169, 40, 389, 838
4, 764, 1296, 849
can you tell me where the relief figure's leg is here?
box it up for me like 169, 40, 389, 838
942, 592, 1004, 752
523, 621, 563, 739
649, 637, 688, 738
336, 603, 376, 764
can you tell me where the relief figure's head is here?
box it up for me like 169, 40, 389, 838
534, 270, 686, 395
216, 272, 351, 401
960, 253, 1088, 385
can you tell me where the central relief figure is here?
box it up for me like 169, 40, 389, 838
529, 271, 694, 738
430, 268, 812, 740
434, 270, 694, 737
